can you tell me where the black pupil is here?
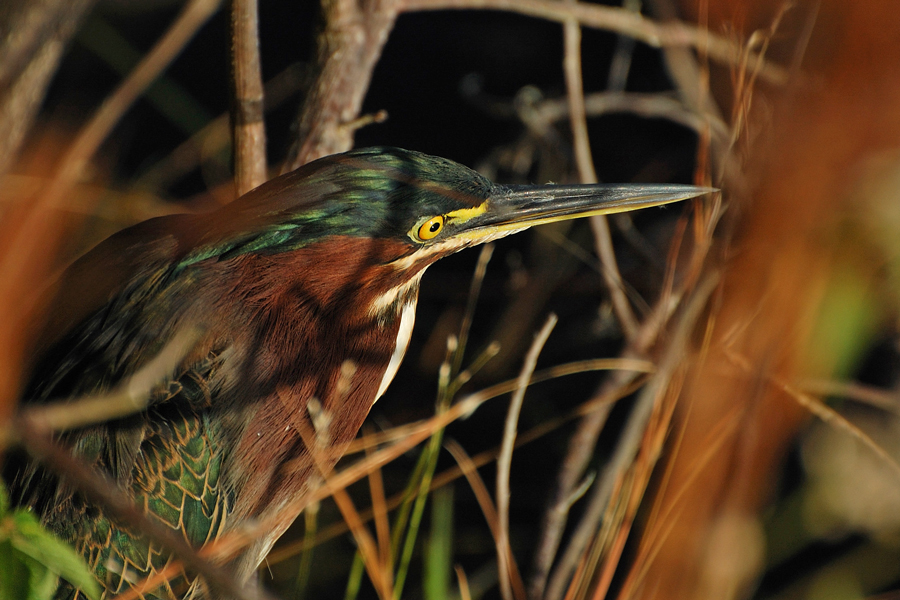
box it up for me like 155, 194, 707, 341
429, 221, 441, 232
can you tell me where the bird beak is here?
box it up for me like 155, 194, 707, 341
457, 183, 716, 240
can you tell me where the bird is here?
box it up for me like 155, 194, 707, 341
7, 146, 712, 599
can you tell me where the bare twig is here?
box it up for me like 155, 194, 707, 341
402, 0, 788, 85
230, 0, 267, 195
560, 2, 638, 339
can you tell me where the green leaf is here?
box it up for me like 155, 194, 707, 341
10, 511, 102, 600
424, 485, 453, 600
0, 540, 33, 600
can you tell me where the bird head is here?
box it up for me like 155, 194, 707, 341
208, 146, 712, 274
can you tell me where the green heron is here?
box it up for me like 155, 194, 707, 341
8, 147, 711, 598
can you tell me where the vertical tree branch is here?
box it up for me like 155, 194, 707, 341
561, 6, 639, 340
281, 0, 400, 171
230, 0, 268, 195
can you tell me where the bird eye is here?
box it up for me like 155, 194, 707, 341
416, 216, 445, 241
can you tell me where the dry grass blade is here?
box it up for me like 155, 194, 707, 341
497, 314, 557, 600
445, 440, 526, 599
294, 414, 395, 600
455, 565, 473, 600
364, 428, 394, 578
266, 374, 647, 568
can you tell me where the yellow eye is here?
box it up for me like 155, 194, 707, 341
417, 216, 445, 241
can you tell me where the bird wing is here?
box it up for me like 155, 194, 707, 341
15, 162, 346, 597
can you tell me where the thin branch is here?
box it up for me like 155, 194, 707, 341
560, 4, 638, 339
230, 0, 267, 195
401, 0, 788, 85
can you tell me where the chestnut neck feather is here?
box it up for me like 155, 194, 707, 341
201, 236, 434, 539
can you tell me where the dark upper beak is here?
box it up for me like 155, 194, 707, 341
456, 183, 715, 240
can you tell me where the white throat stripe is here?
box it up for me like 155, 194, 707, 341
374, 302, 416, 401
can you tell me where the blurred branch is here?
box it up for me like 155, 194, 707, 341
541, 91, 730, 145
0, 0, 98, 178
561, 1, 639, 340
230, 0, 267, 195
16, 327, 200, 434
136, 62, 305, 193
39, 0, 222, 212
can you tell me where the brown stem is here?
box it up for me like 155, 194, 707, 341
282, 0, 400, 171
230, 0, 268, 195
